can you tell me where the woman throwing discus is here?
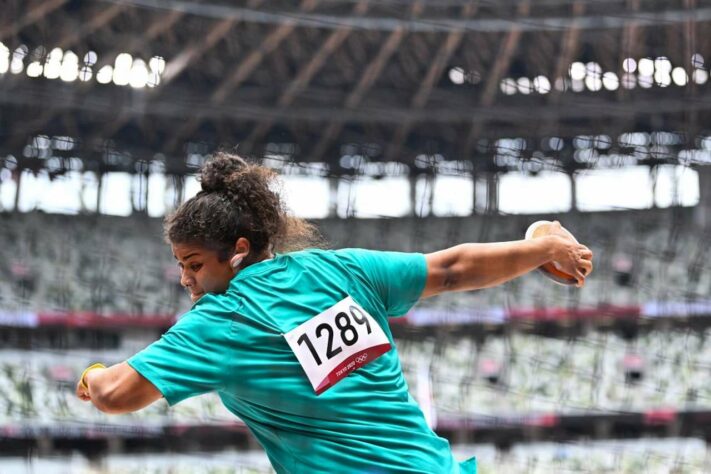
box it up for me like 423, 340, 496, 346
76, 152, 593, 473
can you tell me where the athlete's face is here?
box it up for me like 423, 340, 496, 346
172, 242, 235, 303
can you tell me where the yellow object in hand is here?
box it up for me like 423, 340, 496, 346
80, 363, 106, 390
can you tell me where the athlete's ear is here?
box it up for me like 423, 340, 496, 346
230, 255, 243, 270
231, 237, 251, 270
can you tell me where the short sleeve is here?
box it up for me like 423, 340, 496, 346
339, 249, 427, 317
127, 299, 231, 406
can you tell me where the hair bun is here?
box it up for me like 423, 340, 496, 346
199, 152, 248, 193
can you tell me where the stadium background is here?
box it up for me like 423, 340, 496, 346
2, 0, 711, 472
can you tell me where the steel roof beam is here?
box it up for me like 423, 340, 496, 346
165, 0, 319, 152
0, 0, 69, 42
308, 2, 425, 162
101, 0, 711, 33
463, 0, 530, 158
5, 82, 708, 125
240, 0, 370, 153
384, 1, 478, 161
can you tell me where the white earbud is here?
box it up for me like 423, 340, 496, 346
230, 255, 243, 270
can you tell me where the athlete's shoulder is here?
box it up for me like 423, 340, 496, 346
161, 296, 237, 346
284, 247, 378, 259
280, 247, 378, 267
187, 292, 240, 322
281, 247, 334, 258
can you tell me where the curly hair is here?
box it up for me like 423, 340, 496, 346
164, 152, 323, 260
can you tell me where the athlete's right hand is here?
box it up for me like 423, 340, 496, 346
76, 379, 91, 401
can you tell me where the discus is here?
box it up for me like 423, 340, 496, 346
525, 220, 579, 286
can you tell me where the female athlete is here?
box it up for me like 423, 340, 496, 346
76, 152, 593, 473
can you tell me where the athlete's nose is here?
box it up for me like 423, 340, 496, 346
180, 268, 195, 288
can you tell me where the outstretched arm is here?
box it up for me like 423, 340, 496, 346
422, 230, 593, 299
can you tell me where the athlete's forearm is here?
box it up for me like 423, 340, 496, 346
422, 237, 557, 297
83, 365, 128, 414
78, 362, 162, 414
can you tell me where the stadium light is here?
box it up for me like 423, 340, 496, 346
638, 74, 653, 88
533, 75, 551, 94
84, 51, 98, 66
586, 62, 602, 78
585, 76, 602, 91
26, 61, 43, 78
150, 56, 163, 73
96, 65, 113, 84
594, 135, 612, 149
569, 61, 585, 81
621, 72, 636, 89
691, 53, 704, 68
655, 57, 672, 74
638, 58, 654, 76
43, 48, 63, 80
79, 65, 93, 82
113, 53, 133, 86
10, 45, 28, 75
129, 59, 149, 88
0, 45, 162, 88
623, 58, 636, 73
499, 56, 711, 94
0, 43, 8, 74
654, 70, 671, 87
500, 77, 516, 95
449, 67, 465, 85
10, 57, 23, 74
671, 67, 688, 86
115, 52, 133, 70
517, 77, 532, 94
602, 72, 619, 91
692, 69, 708, 84
113, 66, 130, 86
147, 71, 161, 88
548, 137, 564, 151
60, 51, 79, 82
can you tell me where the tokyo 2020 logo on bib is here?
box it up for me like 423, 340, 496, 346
284, 296, 392, 395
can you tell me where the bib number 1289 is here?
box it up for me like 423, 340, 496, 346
296, 305, 371, 365
284, 296, 391, 395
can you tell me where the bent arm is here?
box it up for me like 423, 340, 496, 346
422, 235, 592, 298
77, 362, 163, 414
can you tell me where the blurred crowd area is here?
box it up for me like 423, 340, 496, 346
2, 327, 711, 425
401, 329, 711, 416
0, 207, 708, 315
4, 439, 709, 474
0, 348, 231, 426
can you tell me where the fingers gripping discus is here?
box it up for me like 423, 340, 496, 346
525, 220, 579, 286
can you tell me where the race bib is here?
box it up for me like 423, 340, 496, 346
284, 296, 392, 395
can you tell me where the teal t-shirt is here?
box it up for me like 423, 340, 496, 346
128, 248, 476, 474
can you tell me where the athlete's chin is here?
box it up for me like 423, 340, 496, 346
190, 292, 205, 302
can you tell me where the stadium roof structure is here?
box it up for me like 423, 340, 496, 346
1, 0, 711, 178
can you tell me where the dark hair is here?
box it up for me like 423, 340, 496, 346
164, 152, 323, 260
